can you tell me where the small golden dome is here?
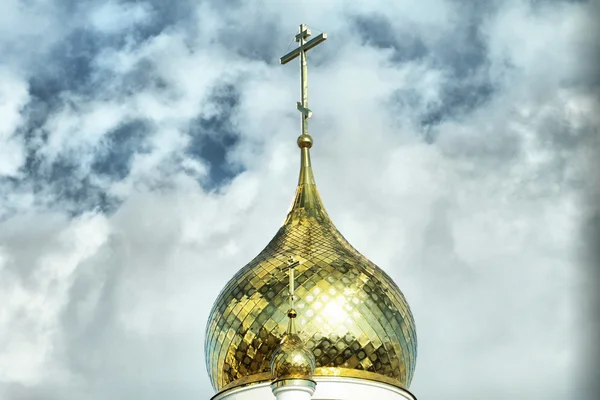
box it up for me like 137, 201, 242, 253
204, 140, 417, 393
270, 332, 316, 381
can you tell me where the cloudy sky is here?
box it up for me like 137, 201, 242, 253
1, 0, 599, 399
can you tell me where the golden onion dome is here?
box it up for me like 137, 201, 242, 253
204, 133, 417, 393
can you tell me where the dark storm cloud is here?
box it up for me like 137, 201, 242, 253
30, 29, 163, 101
219, 18, 285, 64
0, 0, 232, 216
353, 14, 429, 63
92, 120, 152, 180
352, 8, 491, 75
57, 0, 197, 38
44, 28, 109, 95
187, 84, 243, 187
13, 122, 152, 216
353, 9, 495, 134
35, 157, 112, 213
0, 0, 289, 217
27, 1, 178, 98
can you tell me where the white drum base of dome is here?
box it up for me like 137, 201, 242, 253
211, 376, 417, 400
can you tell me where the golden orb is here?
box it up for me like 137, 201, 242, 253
205, 146, 417, 393
297, 134, 313, 148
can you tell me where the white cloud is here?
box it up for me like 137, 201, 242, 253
42, 100, 128, 168
89, 1, 154, 34
0, 212, 109, 385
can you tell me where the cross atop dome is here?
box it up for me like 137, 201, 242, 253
280, 24, 327, 137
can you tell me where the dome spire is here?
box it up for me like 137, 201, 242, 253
280, 24, 328, 225
280, 23, 326, 186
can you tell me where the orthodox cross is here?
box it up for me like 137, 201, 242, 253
280, 24, 327, 137
282, 256, 301, 314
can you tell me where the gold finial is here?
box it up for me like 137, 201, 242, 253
280, 24, 327, 146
